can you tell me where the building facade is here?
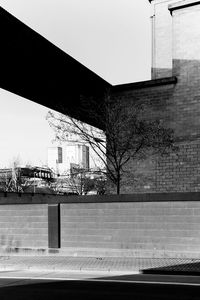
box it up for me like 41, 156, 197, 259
111, 0, 200, 193
47, 144, 89, 176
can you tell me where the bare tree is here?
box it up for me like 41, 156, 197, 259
46, 93, 176, 194
0, 156, 23, 192
69, 170, 92, 195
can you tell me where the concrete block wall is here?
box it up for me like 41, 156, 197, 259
0, 193, 49, 251
0, 204, 48, 249
172, 4, 200, 63
150, 1, 200, 78
150, 0, 175, 79
60, 197, 200, 258
171, 3, 200, 139
0, 193, 200, 258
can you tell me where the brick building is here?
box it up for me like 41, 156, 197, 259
110, 0, 200, 193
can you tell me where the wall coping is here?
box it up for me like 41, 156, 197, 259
168, 0, 200, 14
0, 192, 200, 204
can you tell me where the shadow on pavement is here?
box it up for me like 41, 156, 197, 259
0, 278, 199, 300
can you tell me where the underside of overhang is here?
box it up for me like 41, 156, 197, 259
0, 7, 111, 128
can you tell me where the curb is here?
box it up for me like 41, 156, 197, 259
0, 256, 200, 275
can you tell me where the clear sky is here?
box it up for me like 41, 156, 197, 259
0, 0, 151, 167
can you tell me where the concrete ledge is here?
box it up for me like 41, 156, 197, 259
57, 248, 200, 259
0, 191, 200, 204
2, 246, 200, 259
112, 76, 177, 92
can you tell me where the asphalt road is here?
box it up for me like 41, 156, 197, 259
0, 275, 200, 300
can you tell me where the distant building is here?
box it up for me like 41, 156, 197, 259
47, 147, 63, 175
65, 144, 89, 170
0, 166, 53, 192
47, 144, 89, 176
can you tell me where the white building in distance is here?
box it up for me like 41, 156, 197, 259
47, 144, 89, 176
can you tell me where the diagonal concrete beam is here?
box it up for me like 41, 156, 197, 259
0, 7, 111, 128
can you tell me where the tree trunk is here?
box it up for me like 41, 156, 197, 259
116, 174, 120, 195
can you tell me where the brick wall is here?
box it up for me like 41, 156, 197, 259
155, 139, 200, 192
109, 1, 200, 194
111, 77, 200, 193
111, 81, 176, 194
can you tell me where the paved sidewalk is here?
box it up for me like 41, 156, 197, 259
0, 256, 200, 275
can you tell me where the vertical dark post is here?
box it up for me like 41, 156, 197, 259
48, 204, 60, 248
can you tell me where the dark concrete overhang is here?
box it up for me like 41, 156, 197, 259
0, 7, 111, 128
112, 76, 177, 93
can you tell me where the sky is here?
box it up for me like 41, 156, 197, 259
0, 0, 151, 168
